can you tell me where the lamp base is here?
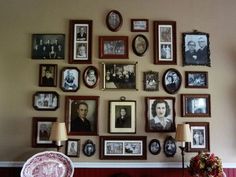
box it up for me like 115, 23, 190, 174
56, 145, 63, 152
179, 146, 185, 177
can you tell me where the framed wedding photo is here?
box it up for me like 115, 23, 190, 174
143, 71, 159, 91
60, 67, 80, 92
109, 100, 136, 134
32, 117, 57, 148
106, 10, 123, 32
186, 122, 210, 152
145, 97, 176, 132
65, 96, 99, 136
131, 19, 149, 32
32, 34, 65, 59
132, 34, 149, 56
33, 91, 59, 111
185, 71, 208, 88
102, 62, 137, 90
99, 136, 147, 160
99, 36, 129, 59
83, 66, 99, 88
66, 139, 80, 157
69, 20, 92, 64
183, 31, 210, 66
153, 21, 176, 65
181, 94, 211, 117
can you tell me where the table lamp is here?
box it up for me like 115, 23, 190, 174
175, 123, 191, 177
49, 122, 68, 152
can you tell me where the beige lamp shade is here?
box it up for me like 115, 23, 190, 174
175, 124, 191, 142
49, 122, 68, 146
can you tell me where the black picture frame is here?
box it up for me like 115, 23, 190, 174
66, 139, 80, 157
143, 71, 159, 91
163, 136, 176, 157
39, 64, 57, 87
60, 67, 80, 92
106, 10, 123, 32
182, 31, 210, 66
149, 139, 161, 155
185, 71, 208, 88
83, 66, 99, 88
83, 139, 96, 157
132, 34, 149, 57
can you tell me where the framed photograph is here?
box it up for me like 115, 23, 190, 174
83, 139, 96, 157
186, 122, 210, 152
153, 21, 176, 65
131, 19, 149, 32
39, 64, 57, 87
106, 10, 123, 32
185, 71, 208, 88
83, 66, 99, 88
33, 91, 59, 111
65, 96, 99, 135
181, 94, 211, 117
99, 136, 147, 160
145, 97, 176, 132
32, 117, 57, 148
60, 67, 80, 92
143, 71, 159, 91
102, 62, 137, 90
109, 99, 136, 134
132, 34, 149, 56
183, 31, 210, 66
163, 136, 176, 157
99, 36, 129, 59
162, 68, 182, 94
32, 34, 65, 59
66, 139, 80, 157
149, 139, 161, 155
69, 20, 92, 64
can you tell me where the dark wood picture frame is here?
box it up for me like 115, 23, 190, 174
143, 71, 159, 91
185, 71, 208, 88
69, 20, 92, 64
83, 139, 96, 157
132, 34, 149, 56
106, 10, 123, 32
65, 96, 99, 136
33, 91, 59, 111
32, 117, 57, 148
163, 136, 176, 157
153, 21, 176, 65
99, 136, 147, 160
99, 36, 129, 59
83, 65, 99, 88
66, 138, 80, 157
181, 94, 211, 117
149, 139, 161, 155
162, 68, 182, 94
109, 99, 136, 134
39, 64, 57, 87
60, 67, 80, 92
32, 34, 65, 59
186, 122, 210, 152
145, 96, 176, 132
131, 19, 149, 32
182, 31, 210, 66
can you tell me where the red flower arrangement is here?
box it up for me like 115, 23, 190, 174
188, 152, 224, 177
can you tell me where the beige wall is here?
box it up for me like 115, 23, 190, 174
0, 0, 236, 164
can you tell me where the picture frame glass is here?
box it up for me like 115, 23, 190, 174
106, 10, 123, 32
163, 136, 176, 157
131, 19, 148, 32
83, 66, 99, 88
132, 34, 148, 56
66, 139, 80, 157
163, 68, 182, 94
149, 139, 161, 155
144, 71, 159, 91
186, 71, 208, 88
83, 140, 96, 157
61, 67, 80, 92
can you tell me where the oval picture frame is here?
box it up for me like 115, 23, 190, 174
163, 136, 176, 157
106, 10, 123, 32
132, 34, 149, 56
162, 68, 182, 94
83, 139, 96, 157
149, 139, 161, 155
83, 66, 99, 88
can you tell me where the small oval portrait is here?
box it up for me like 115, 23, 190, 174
163, 68, 182, 94
149, 139, 161, 155
83, 139, 96, 157
106, 10, 123, 32
132, 34, 149, 56
163, 136, 176, 157
83, 66, 99, 88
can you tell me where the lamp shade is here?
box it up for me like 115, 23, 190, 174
49, 122, 68, 144
175, 124, 191, 142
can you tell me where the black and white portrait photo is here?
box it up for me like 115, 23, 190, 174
144, 71, 159, 91
149, 139, 161, 155
83, 140, 96, 157
39, 64, 57, 87
66, 139, 80, 157
106, 10, 123, 32
163, 136, 176, 157
61, 67, 80, 92
163, 68, 182, 94
76, 26, 87, 41
159, 25, 173, 60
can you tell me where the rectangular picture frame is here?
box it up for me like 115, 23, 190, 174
32, 117, 57, 148
102, 62, 137, 90
99, 36, 129, 59
69, 20, 92, 64
131, 19, 149, 32
60, 67, 80, 92
109, 99, 136, 134
145, 97, 176, 132
32, 34, 65, 59
185, 71, 208, 88
99, 136, 147, 160
143, 71, 159, 91
181, 94, 211, 117
65, 96, 99, 136
153, 21, 176, 65
66, 138, 80, 157
39, 64, 57, 87
186, 122, 210, 152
